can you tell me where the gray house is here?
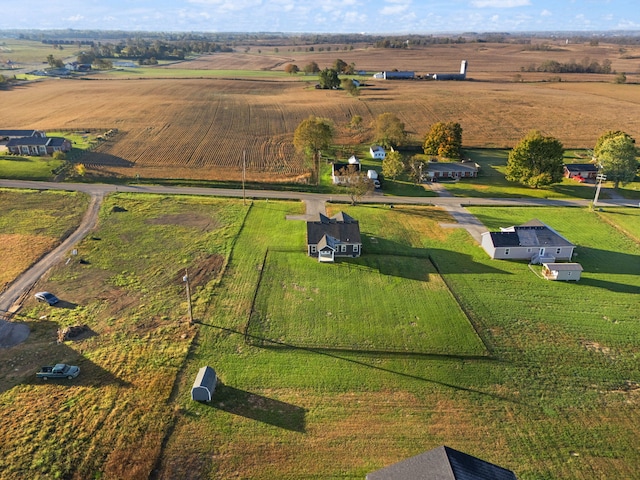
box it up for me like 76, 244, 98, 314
6, 136, 71, 156
306, 212, 361, 262
366, 445, 518, 480
424, 161, 478, 181
481, 219, 575, 263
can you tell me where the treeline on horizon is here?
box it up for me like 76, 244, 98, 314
6, 29, 640, 47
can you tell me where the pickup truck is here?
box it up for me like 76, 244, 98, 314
36, 364, 80, 380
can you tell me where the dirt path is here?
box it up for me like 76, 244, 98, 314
0, 191, 104, 347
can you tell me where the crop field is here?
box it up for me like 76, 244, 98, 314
2, 41, 640, 183
0, 189, 88, 293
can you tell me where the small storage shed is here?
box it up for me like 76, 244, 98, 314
542, 262, 583, 281
191, 366, 217, 402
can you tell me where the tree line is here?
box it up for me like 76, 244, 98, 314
293, 112, 638, 194
522, 58, 613, 74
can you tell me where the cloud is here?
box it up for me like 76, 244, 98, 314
541, 9, 551, 17
66, 15, 84, 22
380, 0, 411, 15
471, 0, 530, 7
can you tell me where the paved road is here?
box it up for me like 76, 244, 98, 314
0, 179, 635, 347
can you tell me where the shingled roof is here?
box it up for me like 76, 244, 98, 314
306, 212, 361, 245
489, 219, 574, 249
366, 445, 518, 480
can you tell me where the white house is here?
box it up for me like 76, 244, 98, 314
370, 145, 386, 159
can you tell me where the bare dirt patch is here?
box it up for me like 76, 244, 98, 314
176, 254, 226, 287
147, 213, 220, 231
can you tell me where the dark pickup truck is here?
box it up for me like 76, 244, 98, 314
36, 364, 80, 380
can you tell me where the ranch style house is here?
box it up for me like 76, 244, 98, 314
481, 219, 576, 263
563, 163, 599, 181
6, 136, 72, 156
306, 212, 362, 262
424, 161, 479, 181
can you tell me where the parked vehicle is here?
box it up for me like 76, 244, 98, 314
367, 169, 381, 189
36, 364, 80, 380
35, 291, 59, 305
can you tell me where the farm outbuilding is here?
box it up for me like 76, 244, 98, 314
542, 262, 583, 281
191, 366, 217, 402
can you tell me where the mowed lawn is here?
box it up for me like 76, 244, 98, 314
162, 202, 640, 480
251, 252, 486, 355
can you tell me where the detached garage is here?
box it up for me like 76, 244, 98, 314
191, 366, 217, 402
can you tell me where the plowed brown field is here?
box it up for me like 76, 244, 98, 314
2, 42, 640, 182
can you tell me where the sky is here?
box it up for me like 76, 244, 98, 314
2, 0, 639, 34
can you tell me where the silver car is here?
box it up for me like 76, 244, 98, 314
35, 291, 59, 305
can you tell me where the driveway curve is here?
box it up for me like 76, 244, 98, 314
0, 190, 104, 347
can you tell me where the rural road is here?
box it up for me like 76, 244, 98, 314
0, 179, 635, 347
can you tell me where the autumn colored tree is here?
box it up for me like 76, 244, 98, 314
284, 64, 299, 74
382, 150, 404, 180
506, 130, 564, 188
293, 116, 334, 184
373, 113, 406, 149
303, 61, 320, 75
423, 122, 463, 159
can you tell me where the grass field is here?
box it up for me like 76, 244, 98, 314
0, 193, 250, 480
0, 195, 639, 478
0, 189, 88, 292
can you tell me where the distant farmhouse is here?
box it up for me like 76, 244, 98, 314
424, 161, 479, 181
370, 145, 386, 159
564, 163, 599, 182
331, 156, 361, 185
306, 212, 362, 262
481, 219, 576, 264
1, 129, 71, 156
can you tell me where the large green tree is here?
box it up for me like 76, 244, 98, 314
293, 116, 334, 185
506, 130, 564, 188
382, 150, 404, 180
373, 113, 406, 149
423, 122, 463, 159
318, 68, 340, 89
594, 131, 638, 188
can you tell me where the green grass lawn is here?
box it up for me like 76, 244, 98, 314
0, 155, 64, 180
251, 252, 486, 355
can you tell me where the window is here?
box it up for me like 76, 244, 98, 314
556, 248, 561, 255
310, 246, 316, 253
504, 248, 510, 255
340, 244, 346, 253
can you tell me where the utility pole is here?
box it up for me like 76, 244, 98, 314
594, 173, 606, 206
242, 150, 246, 206
183, 268, 193, 324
